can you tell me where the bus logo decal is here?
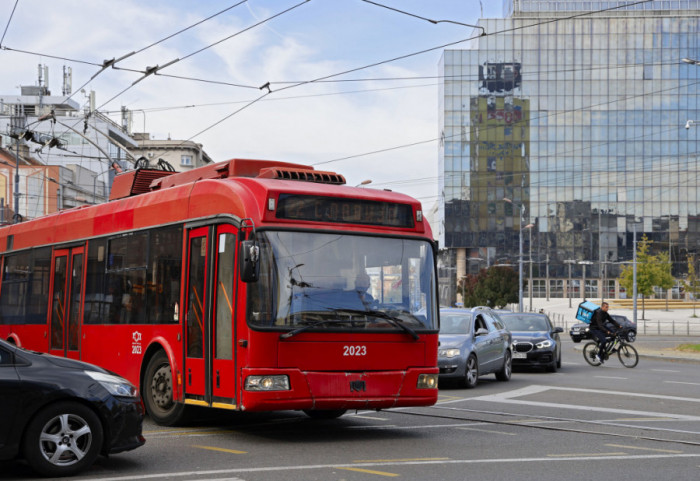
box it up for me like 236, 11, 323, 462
132, 331, 142, 355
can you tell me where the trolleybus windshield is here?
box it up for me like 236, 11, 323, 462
247, 231, 437, 332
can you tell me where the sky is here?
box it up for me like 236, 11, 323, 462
0, 0, 503, 207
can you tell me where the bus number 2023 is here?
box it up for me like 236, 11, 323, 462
343, 345, 367, 356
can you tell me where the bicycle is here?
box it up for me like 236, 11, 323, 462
583, 329, 639, 368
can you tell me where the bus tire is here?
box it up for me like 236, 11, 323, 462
143, 351, 186, 426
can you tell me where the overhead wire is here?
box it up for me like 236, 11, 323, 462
0, 0, 19, 47
312, 76, 700, 167
181, 0, 657, 143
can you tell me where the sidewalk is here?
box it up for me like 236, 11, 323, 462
519, 298, 700, 364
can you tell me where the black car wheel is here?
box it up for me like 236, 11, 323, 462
495, 351, 512, 381
556, 347, 562, 369
626, 330, 637, 343
464, 354, 479, 388
144, 350, 187, 426
22, 401, 103, 477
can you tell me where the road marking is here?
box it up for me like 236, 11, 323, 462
438, 395, 464, 403
348, 422, 489, 430
350, 415, 390, 421
548, 452, 626, 457
594, 376, 628, 380
336, 467, 399, 477
457, 427, 517, 435
651, 369, 681, 373
468, 385, 700, 421
83, 453, 700, 481
613, 417, 674, 421
192, 445, 247, 455
353, 458, 449, 463
665, 380, 700, 386
605, 443, 683, 454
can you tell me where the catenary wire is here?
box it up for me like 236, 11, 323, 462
0, 0, 19, 47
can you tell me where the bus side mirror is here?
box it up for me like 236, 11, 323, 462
240, 240, 259, 283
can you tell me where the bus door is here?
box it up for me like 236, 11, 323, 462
184, 228, 209, 400
211, 225, 238, 407
183, 225, 239, 408
48, 247, 85, 360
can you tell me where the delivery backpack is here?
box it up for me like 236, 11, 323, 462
576, 301, 600, 324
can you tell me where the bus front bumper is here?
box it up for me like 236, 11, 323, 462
240, 367, 438, 412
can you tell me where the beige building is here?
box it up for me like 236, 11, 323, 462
130, 133, 213, 171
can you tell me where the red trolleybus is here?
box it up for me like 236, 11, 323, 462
0, 159, 439, 425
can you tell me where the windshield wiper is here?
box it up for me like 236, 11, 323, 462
279, 319, 347, 339
333, 308, 420, 341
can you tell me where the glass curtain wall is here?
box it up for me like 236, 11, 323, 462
439, 4, 700, 301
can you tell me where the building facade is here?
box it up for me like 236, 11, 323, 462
130, 133, 213, 171
0, 72, 137, 215
438, 0, 700, 304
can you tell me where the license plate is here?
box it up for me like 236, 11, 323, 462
513, 352, 527, 359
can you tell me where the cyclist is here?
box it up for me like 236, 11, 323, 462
589, 302, 621, 363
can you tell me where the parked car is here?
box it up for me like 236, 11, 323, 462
569, 314, 637, 343
0, 339, 145, 477
498, 312, 563, 372
438, 307, 513, 388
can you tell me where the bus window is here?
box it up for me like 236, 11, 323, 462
215, 232, 236, 360
0, 249, 51, 326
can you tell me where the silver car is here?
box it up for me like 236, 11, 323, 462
438, 307, 513, 388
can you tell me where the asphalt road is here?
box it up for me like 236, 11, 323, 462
4, 339, 700, 480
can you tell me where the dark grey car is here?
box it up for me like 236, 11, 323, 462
438, 307, 513, 388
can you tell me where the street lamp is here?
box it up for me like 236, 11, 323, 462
503, 197, 533, 312
564, 259, 577, 308
578, 260, 594, 301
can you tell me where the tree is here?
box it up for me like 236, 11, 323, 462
618, 235, 674, 319
655, 251, 675, 312
462, 266, 518, 309
681, 255, 700, 318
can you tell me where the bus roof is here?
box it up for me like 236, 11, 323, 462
0, 159, 431, 253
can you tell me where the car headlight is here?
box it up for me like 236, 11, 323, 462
535, 339, 553, 349
86, 371, 139, 398
416, 374, 438, 389
244, 375, 290, 391
438, 348, 460, 358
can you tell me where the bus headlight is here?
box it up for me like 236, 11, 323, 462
416, 374, 438, 389
244, 375, 290, 391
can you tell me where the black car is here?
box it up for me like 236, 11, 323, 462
569, 314, 637, 343
499, 312, 563, 372
0, 339, 145, 477
438, 307, 513, 388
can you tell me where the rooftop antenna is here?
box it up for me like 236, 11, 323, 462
62, 66, 72, 96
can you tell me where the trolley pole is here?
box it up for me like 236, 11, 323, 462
14, 136, 20, 223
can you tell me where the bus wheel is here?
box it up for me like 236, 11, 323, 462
303, 409, 347, 419
144, 351, 186, 426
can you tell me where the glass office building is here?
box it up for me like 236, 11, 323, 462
438, 0, 700, 303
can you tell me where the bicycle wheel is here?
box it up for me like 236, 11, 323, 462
617, 343, 639, 368
583, 342, 602, 366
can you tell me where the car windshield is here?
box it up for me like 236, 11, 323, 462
439, 312, 471, 334
247, 231, 437, 332
501, 315, 549, 332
